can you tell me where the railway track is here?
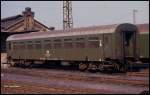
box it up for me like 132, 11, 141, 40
127, 72, 149, 77
127, 69, 149, 77
1, 67, 149, 87
1, 73, 149, 94
1, 80, 98, 94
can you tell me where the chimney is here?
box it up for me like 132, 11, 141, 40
22, 7, 35, 31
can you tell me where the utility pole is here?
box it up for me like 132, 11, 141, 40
133, 9, 138, 24
63, 1, 73, 30
133, 9, 138, 61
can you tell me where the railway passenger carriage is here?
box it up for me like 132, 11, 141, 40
6, 23, 149, 72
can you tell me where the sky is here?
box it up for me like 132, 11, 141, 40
1, 1, 149, 30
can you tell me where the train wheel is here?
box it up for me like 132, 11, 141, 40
79, 62, 89, 71
98, 64, 104, 71
113, 63, 120, 72
24, 61, 32, 67
20, 60, 25, 67
88, 63, 98, 72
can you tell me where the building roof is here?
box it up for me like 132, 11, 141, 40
1, 15, 23, 31
1, 14, 50, 32
7, 23, 149, 41
1, 15, 23, 22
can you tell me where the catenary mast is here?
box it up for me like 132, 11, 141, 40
63, 1, 73, 30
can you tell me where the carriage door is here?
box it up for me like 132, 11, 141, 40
122, 30, 137, 61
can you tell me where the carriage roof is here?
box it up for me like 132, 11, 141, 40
6, 24, 118, 41
7, 23, 142, 41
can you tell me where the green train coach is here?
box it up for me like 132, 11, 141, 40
6, 23, 149, 72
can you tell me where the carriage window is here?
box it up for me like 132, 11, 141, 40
88, 41, 99, 48
75, 38, 85, 48
28, 44, 33, 49
76, 38, 84, 41
8, 42, 11, 50
44, 43, 52, 49
88, 37, 99, 41
76, 42, 85, 48
44, 40, 51, 43
54, 39, 61, 42
64, 38, 73, 48
53, 39, 62, 49
64, 42, 73, 48
44, 40, 52, 49
104, 36, 109, 45
54, 43, 61, 49
88, 37, 99, 48
13, 42, 16, 50
13, 42, 19, 50
124, 32, 133, 46
35, 41, 41, 49
19, 42, 25, 49
16, 44, 20, 50
27, 41, 33, 49
64, 38, 72, 41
